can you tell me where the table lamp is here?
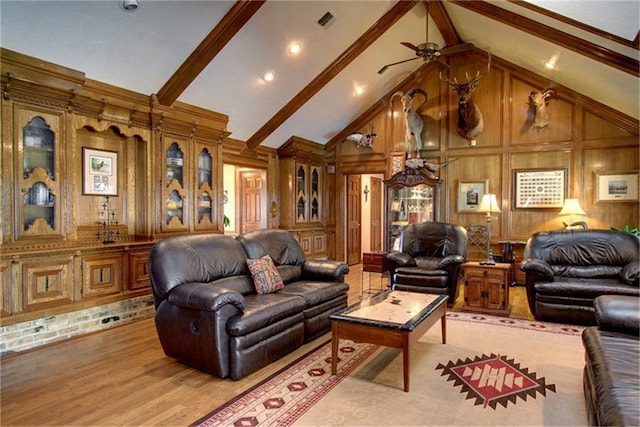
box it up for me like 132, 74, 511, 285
477, 193, 501, 265
559, 198, 587, 229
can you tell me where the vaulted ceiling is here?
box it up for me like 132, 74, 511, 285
1, 0, 638, 149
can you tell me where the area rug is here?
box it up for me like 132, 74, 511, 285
193, 312, 588, 426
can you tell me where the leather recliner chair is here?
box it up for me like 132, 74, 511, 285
386, 221, 468, 306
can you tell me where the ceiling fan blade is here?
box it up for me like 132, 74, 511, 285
400, 42, 422, 54
377, 57, 421, 74
439, 42, 475, 56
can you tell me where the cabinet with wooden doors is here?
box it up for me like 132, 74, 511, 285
278, 137, 326, 258
462, 262, 511, 316
384, 167, 440, 251
127, 246, 152, 291
20, 255, 75, 311
1, 261, 12, 316
13, 105, 67, 242
80, 251, 123, 299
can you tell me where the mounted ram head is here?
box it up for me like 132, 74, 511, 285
390, 88, 428, 158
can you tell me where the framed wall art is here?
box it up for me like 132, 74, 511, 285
457, 180, 488, 212
594, 171, 639, 203
82, 147, 118, 196
389, 151, 406, 177
513, 168, 566, 209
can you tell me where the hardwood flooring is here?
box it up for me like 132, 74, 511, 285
1, 264, 533, 426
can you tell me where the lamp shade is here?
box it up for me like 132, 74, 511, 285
478, 194, 501, 214
559, 198, 586, 216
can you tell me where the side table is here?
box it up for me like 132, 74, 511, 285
461, 262, 512, 316
361, 251, 390, 298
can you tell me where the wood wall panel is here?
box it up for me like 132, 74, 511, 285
583, 110, 635, 140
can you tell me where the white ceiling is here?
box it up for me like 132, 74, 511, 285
1, 1, 638, 149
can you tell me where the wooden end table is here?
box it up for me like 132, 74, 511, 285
360, 251, 390, 298
461, 262, 512, 316
330, 291, 448, 392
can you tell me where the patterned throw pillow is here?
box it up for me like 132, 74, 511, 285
246, 255, 284, 294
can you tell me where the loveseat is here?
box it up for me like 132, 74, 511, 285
520, 229, 639, 325
149, 229, 349, 379
386, 221, 467, 306
582, 295, 640, 426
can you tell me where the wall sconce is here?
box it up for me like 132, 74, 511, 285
363, 185, 369, 202
122, 0, 139, 10
559, 198, 587, 229
477, 193, 501, 265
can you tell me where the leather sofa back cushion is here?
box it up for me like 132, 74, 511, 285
149, 234, 250, 299
237, 229, 306, 266
525, 230, 638, 267
400, 221, 468, 259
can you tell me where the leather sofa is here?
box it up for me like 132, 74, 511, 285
520, 229, 639, 325
582, 295, 640, 426
149, 229, 349, 380
386, 221, 468, 306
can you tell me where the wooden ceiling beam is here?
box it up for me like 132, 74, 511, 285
428, 0, 461, 47
451, 0, 639, 77
245, 0, 419, 149
156, 0, 266, 106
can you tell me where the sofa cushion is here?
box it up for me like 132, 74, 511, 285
278, 281, 349, 307
247, 255, 284, 294
227, 293, 305, 336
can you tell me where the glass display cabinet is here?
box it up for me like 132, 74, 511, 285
385, 166, 441, 251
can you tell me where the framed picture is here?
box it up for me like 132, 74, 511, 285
513, 168, 566, 209
457, 180, 488, 212
594, 171, 639, 202
389, 151, 406, 177
83, 148, 118, 196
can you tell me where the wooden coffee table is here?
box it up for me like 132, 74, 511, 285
330, 290, 448, 392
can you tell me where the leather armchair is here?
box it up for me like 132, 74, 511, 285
386, 221, 468, 305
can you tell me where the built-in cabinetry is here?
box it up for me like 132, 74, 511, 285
278, 137, 326, 258
384, 167, 440, 251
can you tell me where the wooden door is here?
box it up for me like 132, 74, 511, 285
239, 170, 266, 233
370, 177, 383, 251
346, 175, 361, 265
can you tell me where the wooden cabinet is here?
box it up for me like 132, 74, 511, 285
21, 256, 74, 311
162, 137, 190, 232
127, 248, 151, 291
385, 167, 440, 251
462, 262, 511, 316
13, 105, 67, 241
81, 253, 123, 298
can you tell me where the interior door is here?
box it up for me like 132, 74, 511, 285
370, 177, 383, 251
239, 169, 266, 233
346, 175, 361, 265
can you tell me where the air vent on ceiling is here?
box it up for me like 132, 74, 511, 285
317, 12, 334, 27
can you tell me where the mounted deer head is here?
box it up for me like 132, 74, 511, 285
390, 88, 428, 158
440, 52, 491, 141
529, 88, 556, 128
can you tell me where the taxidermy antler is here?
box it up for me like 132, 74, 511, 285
440, 52, 491, 141
390, 88, 427, 158
529, 88, 555, 128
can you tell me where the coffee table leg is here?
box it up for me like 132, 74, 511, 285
331, 322, 338, 375
441, 308, 447, 344
403, 335, 410, 392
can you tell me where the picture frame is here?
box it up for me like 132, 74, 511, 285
457, 180, 489, 212
388, 151, 406, 177
82, 147, 118, 196
594, 171, 639, 203
513, 168, 566, 209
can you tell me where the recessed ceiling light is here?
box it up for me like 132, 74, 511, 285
353, 83, 365, 96
262, 71, 274, 82
288, 42, 301, 55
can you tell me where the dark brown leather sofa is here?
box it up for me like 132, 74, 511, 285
386, 221, 468, 305
149, 229, 349, 380
582, 295, 640, 426
520, 229, 639, 325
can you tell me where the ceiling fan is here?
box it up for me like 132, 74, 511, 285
377, 1, 475, 74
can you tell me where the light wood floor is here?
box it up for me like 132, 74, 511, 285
1, 264, 532, 426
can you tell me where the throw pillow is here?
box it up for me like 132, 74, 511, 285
246, 255, 284, 295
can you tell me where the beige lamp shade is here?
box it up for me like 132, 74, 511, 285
478, 194, 502, 214
559, 198, 586, 216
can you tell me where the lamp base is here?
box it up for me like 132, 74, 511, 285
479, 250, 496, 265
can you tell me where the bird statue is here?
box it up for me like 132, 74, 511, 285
405, 157, 458, 178
346, 126, 377, 148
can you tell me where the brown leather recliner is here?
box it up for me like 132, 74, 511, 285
521, 229, 639, 325
386, 221, 468, 306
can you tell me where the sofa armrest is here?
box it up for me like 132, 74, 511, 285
520, 258, 554, 279
620, 261, 640, 285
302, 260, 350, 282
438, 254, 465, 269
595, 295, 640, 335
386, 251, 416, 267
167, 282, 245, 312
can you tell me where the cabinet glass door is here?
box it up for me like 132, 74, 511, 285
296, 164, 308, 223
195, 148, 213, 228
163, 141, 187, 230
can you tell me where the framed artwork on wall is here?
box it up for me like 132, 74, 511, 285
82, 147, 118, 196
594, 171, 639, 203
389, 151, 406, 177
513, 168, 566, 209
457, 180, 489, 212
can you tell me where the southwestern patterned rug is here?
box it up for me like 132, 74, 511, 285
193, 312, 587, 426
